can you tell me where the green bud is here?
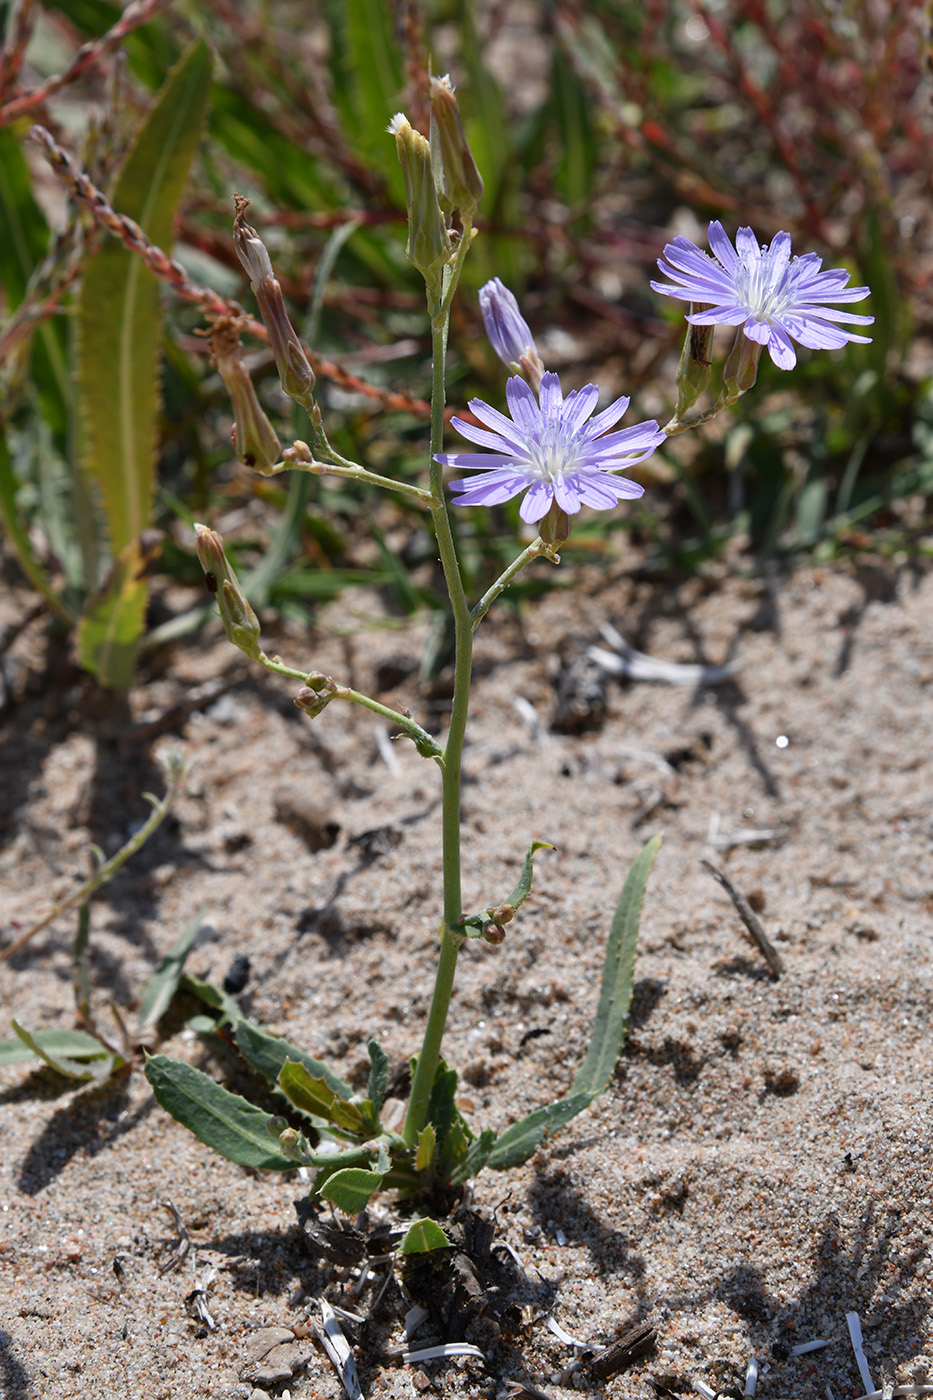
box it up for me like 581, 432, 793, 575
673, 308, 714, 417
722, 331, 763, 402
194, 524, 263, 661
538, 500, 572, 548
210, 316, 281, 473
388, 112, 452, 285
429, 74, 484, 218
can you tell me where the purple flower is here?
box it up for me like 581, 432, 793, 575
435, 372, 664, 524
650, 220, 874, 370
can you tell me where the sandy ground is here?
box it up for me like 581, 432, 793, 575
1, 549, 932, 1400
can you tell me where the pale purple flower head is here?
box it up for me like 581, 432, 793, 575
435, 372, 665, 524
479, 277, 537, 368
650, 220, 874, 370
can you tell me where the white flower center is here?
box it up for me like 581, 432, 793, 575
734, 250, 792, 321
525, 422, 580, 482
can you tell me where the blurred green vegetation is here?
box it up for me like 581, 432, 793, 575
1, 0, 931, 685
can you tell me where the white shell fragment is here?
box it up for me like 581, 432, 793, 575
318, 1297, 363, 1400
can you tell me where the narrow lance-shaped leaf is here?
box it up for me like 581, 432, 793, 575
487, 837, 661, 1171
76, 39, 211, 687
367, 1039, 389, 1113
137, 910, 206, 1030
0, 1028, 114, 1070
10, 1021, 124, 1082
235, 1019, 354, 1100
144, 1055, 295, 1171
570, 836, 661, 1099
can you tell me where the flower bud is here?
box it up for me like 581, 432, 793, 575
388, 112, 452, 285
294, 672, 343, 718
429, 74, 484, 218
538, 500, 572, 548
194, 523, 263, 661
209, 317, 281, 473
673, 308, 714, 417
479, 278, 545, 384
482, 921, 506, 945
232, 196, 316, 412
722, 329, 763, 401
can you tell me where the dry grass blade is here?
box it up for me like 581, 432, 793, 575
701, 858, 785, 977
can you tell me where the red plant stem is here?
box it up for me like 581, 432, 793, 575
0, 0, 167, 125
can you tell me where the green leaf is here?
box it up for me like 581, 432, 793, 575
400, 1218, 450, 1255
234, 1020, 354, 1100
178, 973, 243, 1029
75, 39, 211, 687
367, 1039, 389, 1112
144, 1055, 295, 1171
319, 1166, 384, 1217
0, 1028, 114, 1070
448, 1127, 497, 1186
487, 838, 661, 1171
570, 836, 661, 1099
137, 910, 205, 1030
486, 1093, 594, 1170
415, 1122, 436, 1174
505, 840, 556, 910
76, 535, 153, 691
278, 1060, 369, 1137
9, 1021, 123, 1082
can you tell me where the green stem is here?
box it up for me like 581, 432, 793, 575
470, 538, 557, 629
257, 652, 444, 762
663, 386, 747, 436
402, 254, 474, 1147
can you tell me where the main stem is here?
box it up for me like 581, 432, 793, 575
402, 281, 474, 1148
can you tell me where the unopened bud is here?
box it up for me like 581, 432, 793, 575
479, 278, 545, 384
388, 112, 452, 285
538, 501, 572, 548
722, 329, 763, 401
673, 308, 714, 417
491, 903, 515, 925
210, 317, 281, 472
429, 74, 484, 218
232, 196, 316, 411
294, 672, 343, 718
194, 523, 263, 661
482, 922, 506, 945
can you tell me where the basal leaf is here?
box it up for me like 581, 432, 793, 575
10, 1021, 123, 1081
366, 1038, 389, 1112
570, 836, 661, 1099
400, 1218, 450, 1255
0, 1027, 113, 1070
75, 39, 210, 686
485, 1092, 593, 1171
415, 1122, 436, 1174
144, 1054, 295, 1171
319, 1166, 385, 1217
76, 534, 153, 690
235, 1019, 354, 1100
137, 910, 205, 1030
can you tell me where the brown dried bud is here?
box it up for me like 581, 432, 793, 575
210, 317, 281, 472
232, 196, 316, 411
